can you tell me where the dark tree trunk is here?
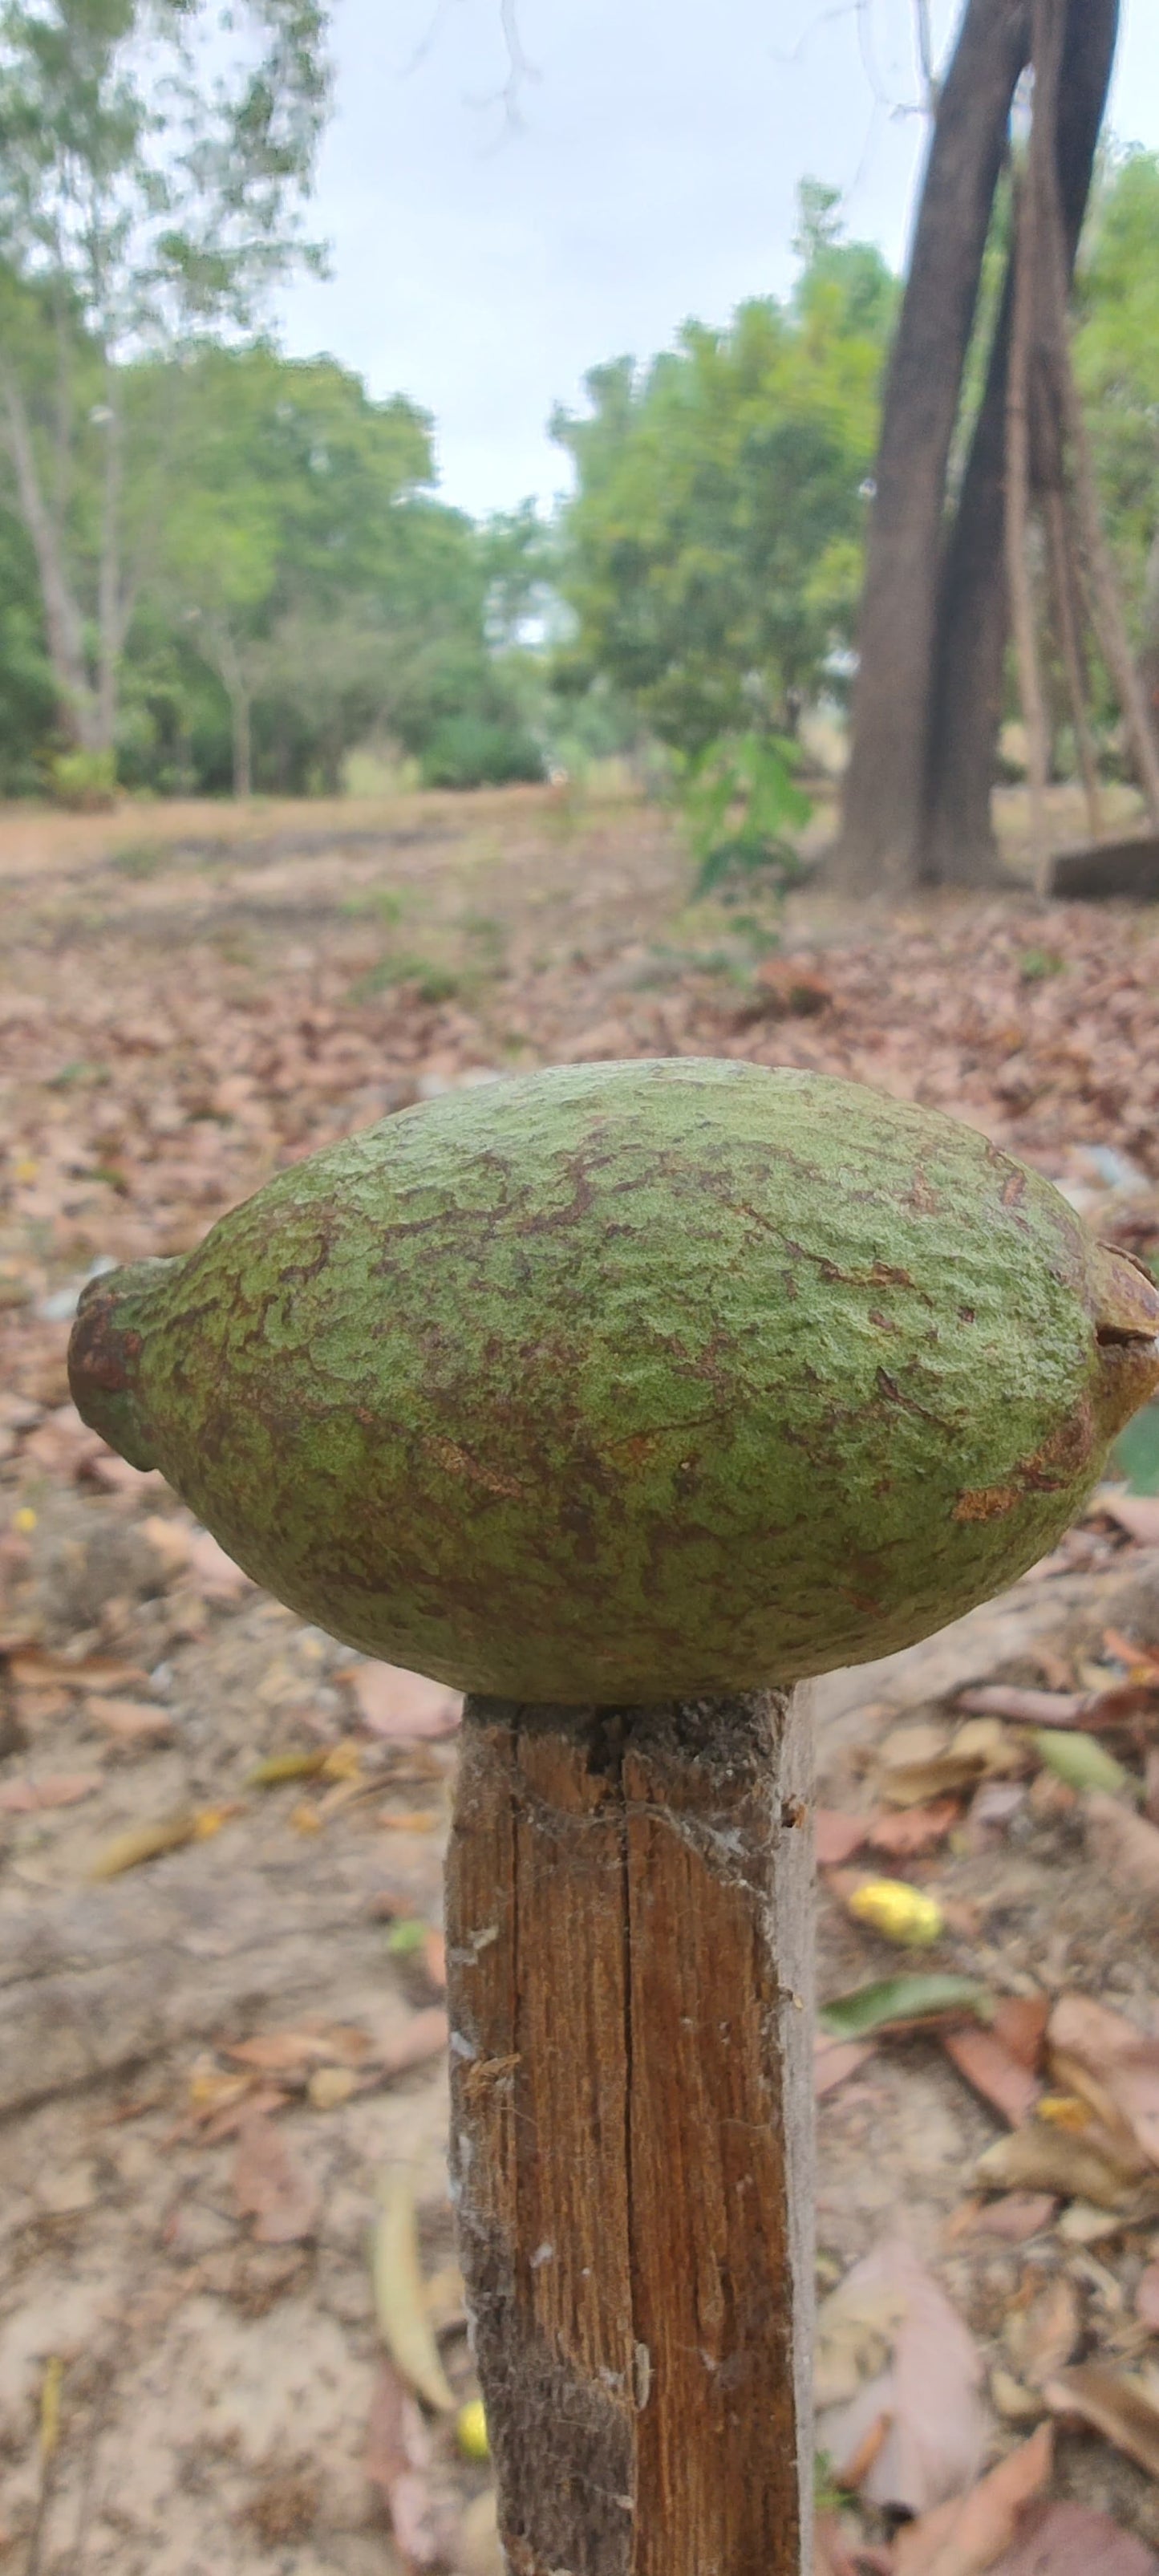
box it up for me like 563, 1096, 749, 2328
919, 264, 1017, 883
832, 0, 1030, 894
920, 0, 1120, 885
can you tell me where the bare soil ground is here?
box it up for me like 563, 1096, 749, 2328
3, 782, 1159, 2574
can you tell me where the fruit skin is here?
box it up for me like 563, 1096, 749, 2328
68, 1059, 1159, 1702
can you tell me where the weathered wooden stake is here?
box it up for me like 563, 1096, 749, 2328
446, 1691, 814, 2576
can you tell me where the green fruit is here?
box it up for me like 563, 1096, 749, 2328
68, 1060, 1159, 1701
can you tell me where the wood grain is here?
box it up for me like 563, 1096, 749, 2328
446, 1693, 813, 2576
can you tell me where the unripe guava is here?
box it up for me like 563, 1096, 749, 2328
69, 1060, 1159, 1700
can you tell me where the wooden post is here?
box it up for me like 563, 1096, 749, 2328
445, 1690, 814, 2576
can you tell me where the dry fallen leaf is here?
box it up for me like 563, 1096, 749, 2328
11, 1649, 151, 1695
1003, 2276, 1080, 2391
989, 2501, 1158, 2574
1047, 2361, 1159, 2478
942, 2026, 1042, 2130
866, 1799, 961, 1859
1048, 1993, 1159, 2169
992, 1998, 1051, 2073
225, 2022, 372, 2078
89, 1811, 201, 1878
976, 2116, 1154, 2212
872, 1718, 1023, 1808
816, 1809, 869, 1868
1084, 1792, 1159, 1908
338, 1659, 461, 1741
1137, 2261, 1159, 2331
457, 2488, 505, 2576
815, 2238, 987, 2513
872, 1722, 987, 1808
184, 1529, 250, 1600
955, 1685, 1088, 1727
0, 1771, 99, 1812
1096, 1491, 1159, 1547
814, 2514, 863, 2574
364, 2357, 444, 2570
307, 2066, 358, 2111
86, 1696, 175, 1743
199, 2084, 292, 2144
232, 2114, 320, 2245
959, 2195, 1058, 2244
815, 2033, 877, 2098
891, 2424, 1052, 2576
374, 2009, 449, 2082
371, 2171, 457, 2413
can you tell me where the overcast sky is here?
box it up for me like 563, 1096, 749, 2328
277, 0, 1159, 521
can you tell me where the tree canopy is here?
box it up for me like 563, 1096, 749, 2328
550, 189, 897, 755
0, 101, 1156, 809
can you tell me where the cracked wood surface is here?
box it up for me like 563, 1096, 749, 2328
445, 1691, 814, 2576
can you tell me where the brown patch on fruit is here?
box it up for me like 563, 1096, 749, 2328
954, 1486, 1020, 1524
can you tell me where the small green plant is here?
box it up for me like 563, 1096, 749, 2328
419, 716, 545, 791
813, 2453, 846, 2515
341, 886, 407, 925
351, 955, 460, 1006
681, 732, 812, 901
111, 838, 167, 878
1019, 947, 1066, 984
47, 748, 118, 811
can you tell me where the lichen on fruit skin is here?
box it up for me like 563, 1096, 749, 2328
68, 1059, 1159, 1702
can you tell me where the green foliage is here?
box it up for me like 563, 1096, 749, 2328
0, 502, 55, 789
1018, 947, 1066, 984
419, 713, 545, 791
1075, 148, 1159, 662
0, 0, 330, 753
47, 746, 117, 808
682, 732, 812, 899
552, 185, 896, 755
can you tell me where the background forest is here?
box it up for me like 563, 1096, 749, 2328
1, 0, 1156, 807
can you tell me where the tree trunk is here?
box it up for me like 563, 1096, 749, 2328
837, 0, 1119, 893
210, 625, 255, 800
447, 1690, 814, 2576
922, 0, 1118, 882
832, 0, 1030, 894
919, 261, 1016, 884
232, 691, 253, 801
95, 376, 124, 756
1, 366, 98, 748
1005, 173, 1052, 877
1045, 485, 1102, 837
1141, 528, 1159, 727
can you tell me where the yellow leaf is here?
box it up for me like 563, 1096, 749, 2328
192, 1803, 237, 1841
308, 2065, 358, 2111
371, 2171, 457, 2413
1038, 2093, 1095, 2132
14, 1506, 37, 1534
88, 1801, 239, 1879
846, 1879, 944, 1948
320, 1739, 363, 1781
246, 1748, 330, 1787
290, 1801, 323, 1834
90, 1813, 200, 1878
40, 2355, 63, 2460
457, 2398, 489, 2460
